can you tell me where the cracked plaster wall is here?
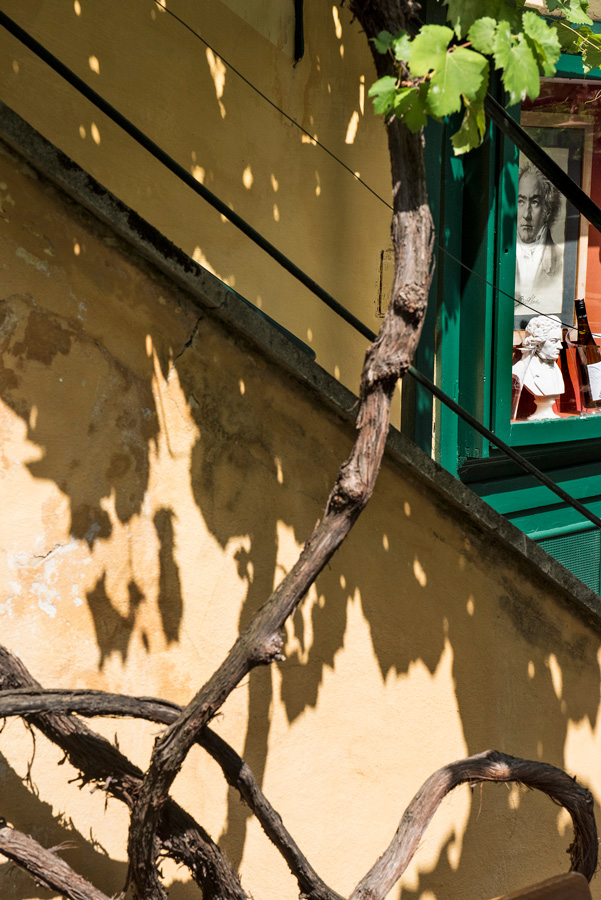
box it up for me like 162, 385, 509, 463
2, 118, 601, 900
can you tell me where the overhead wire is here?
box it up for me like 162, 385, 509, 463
152, 1, 388, 209
153, 0, 579, 333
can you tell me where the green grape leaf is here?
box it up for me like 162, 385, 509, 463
451, 96, 486, 154
522, 11, 561, 75
492, 21, 513, 69
468, 17, 497, 54
497, 2, 523, 29
450, 63, 489, 155
502, 35, 541, 103
445, 0, 520, 37
444, 0, 488, 38
409, 24, 453, 76
394, 84, 429, 132
371, 30, 394, 54
368, 75, 398, 115
392, 30, 412, 62
547, 0, 593, 25
427, 46, 488, 117
552, 20, 586, 53
583, 42, 601, 73
393, 86, 416, 115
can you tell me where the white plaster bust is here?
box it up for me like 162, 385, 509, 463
513, 315, 564, 420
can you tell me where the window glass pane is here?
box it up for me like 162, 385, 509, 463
512, 79, 601, 422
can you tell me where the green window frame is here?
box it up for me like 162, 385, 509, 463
414, 38, 601, 478
493, 48, 601, 449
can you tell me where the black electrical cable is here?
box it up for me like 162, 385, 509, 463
151, 2, 573, 326
485, 92, 601, 235
151, 0, 387, 209
408, 366, 601, 531
2, 10, 601, 532
0, 10, 373, 344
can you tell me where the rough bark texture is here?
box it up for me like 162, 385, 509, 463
0, 647, 249, 900
0, 682, 341, 900
349, 751, 598, 900
1, 684, 596, 900
126, 2, 434, 895
0, 822, 112, 900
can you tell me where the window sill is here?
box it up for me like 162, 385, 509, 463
509, 414, 601, 445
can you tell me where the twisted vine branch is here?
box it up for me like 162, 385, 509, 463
0, 647, 248, 900
0, 820, 112, 900
350, 750, 598, 900
0, 682, 341, 900
1, 686, 595, 900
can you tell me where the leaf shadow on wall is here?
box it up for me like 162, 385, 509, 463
6, 272, 599, 898
154, 507, 184, 645
0, 750, 127, 900
176, 316, 350, 871
0, 0, 390, 880
0, 744, 201, 900
0, 293, 160, 545
86, 576, 146, 669
318, 494, 601, 899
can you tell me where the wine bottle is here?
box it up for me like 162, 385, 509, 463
574, 297, 601, 410
557, 327, 579, 414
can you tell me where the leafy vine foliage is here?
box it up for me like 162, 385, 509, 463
369, 0, 601, 154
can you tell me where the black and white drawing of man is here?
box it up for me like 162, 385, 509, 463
515, 164, 564, 316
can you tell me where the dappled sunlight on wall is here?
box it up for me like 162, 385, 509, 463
3, 119, 601, 900
264, 617, 471, 898
562, 645, 601, 799
0, 0, 393, 416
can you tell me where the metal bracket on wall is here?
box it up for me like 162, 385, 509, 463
294, 0, 304, 63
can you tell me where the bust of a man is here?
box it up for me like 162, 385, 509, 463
513, 315, 564, 420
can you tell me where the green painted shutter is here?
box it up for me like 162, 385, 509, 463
537, 530, 601, 594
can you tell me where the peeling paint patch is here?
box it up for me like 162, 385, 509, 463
16, 246, 50, 275
33, 585, 57, 618
7, 550, 30, 569
0, 598, 14, 617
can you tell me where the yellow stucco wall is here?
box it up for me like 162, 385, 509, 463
0, 0, 397, 419
1, 116, 601, 900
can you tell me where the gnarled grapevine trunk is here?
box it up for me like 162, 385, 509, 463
126, 3, 435, 895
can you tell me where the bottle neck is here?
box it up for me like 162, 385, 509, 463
575, 300, 593, 342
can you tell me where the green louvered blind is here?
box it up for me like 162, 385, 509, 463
537, 529, 601, 595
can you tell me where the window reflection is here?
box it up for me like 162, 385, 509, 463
512, 79, 601, 421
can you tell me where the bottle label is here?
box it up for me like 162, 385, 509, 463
587, 361, 601, 401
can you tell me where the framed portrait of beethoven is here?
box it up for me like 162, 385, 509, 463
514, 112, 592, 331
